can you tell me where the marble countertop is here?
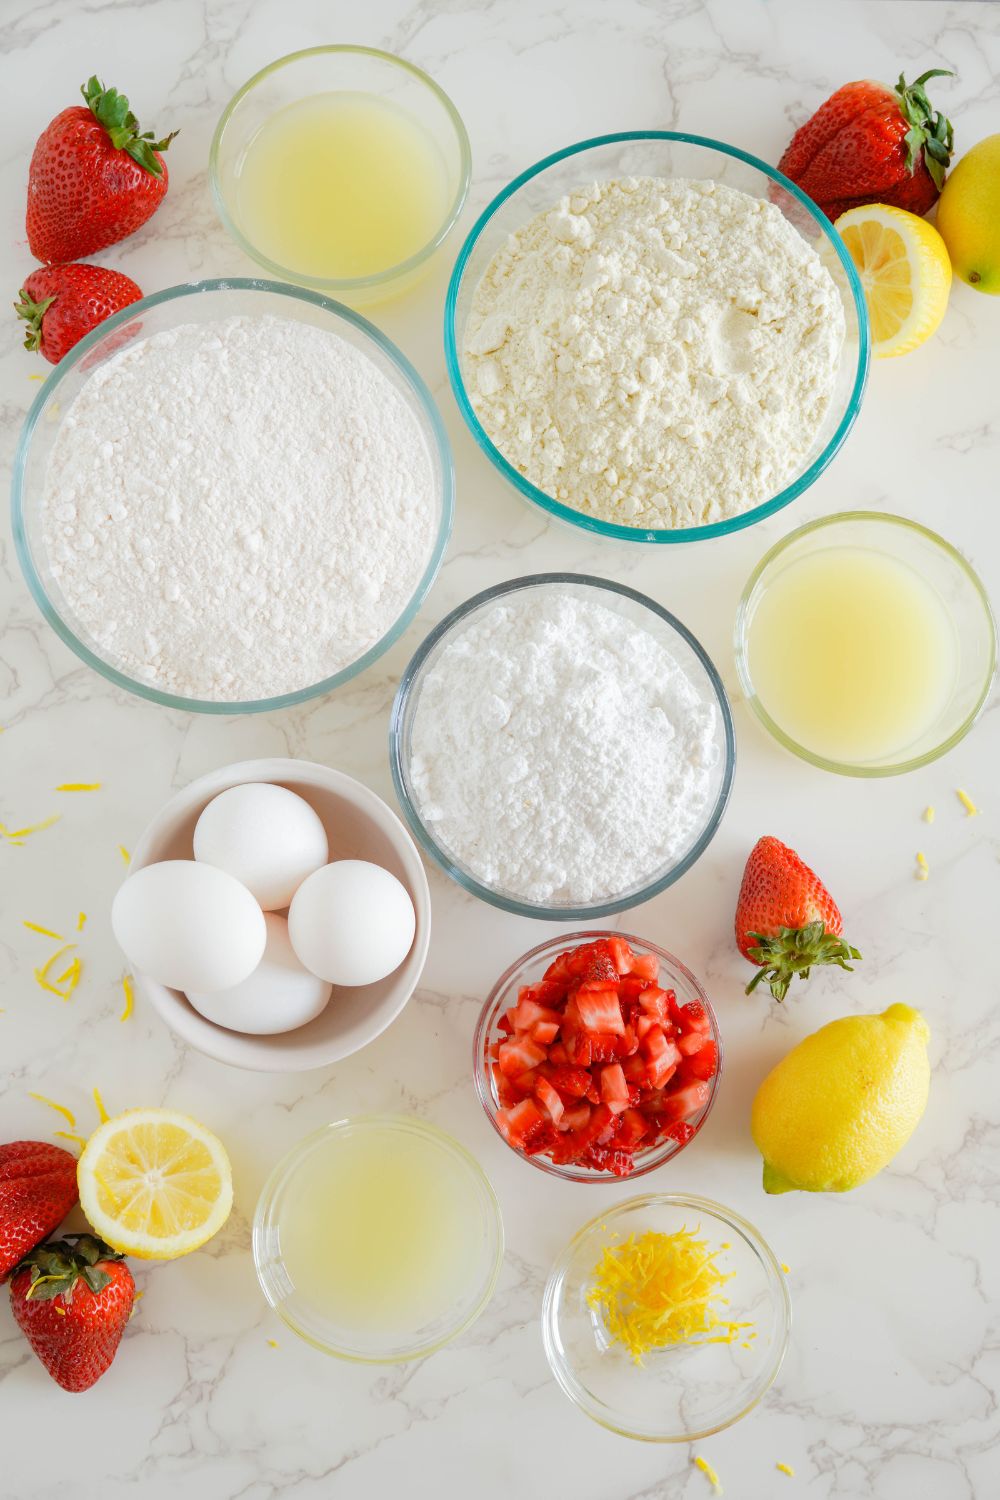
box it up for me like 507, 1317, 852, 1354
2, 1, 998, 1496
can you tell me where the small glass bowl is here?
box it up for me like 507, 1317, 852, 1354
11, 279, 454, 714
474, 931, 722, 1183
253, 1116, 504, 1363
211, 46, 471, 304
389, 574, 735, 919
445, 130, 869, 544
542, 1194, 790, 1441
735, 511, 997, 777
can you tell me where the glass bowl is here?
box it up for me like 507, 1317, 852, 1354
735, 511, 997, 777
542, 1194, 790, 1441
11, 278, 454, 714
211, 47, 471, 304
473, 931, 722, 1183
253, 1116, 503, 1362
444, 130, 869, 544
389, 574, 736, 918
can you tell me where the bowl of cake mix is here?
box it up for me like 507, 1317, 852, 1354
389, 575, 736, 918
445, 132, 870, 543
12, 279, 453, 711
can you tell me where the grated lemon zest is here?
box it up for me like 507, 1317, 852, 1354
694, 1456, 723, 1494
915, 851, 929, 882
54, 1131, 88, 1150
93, 1086, 109, 1124
267, 1339, 278, 1348
120, 974, 134, 1022
923, 805, 935, 823
2, 814, 61, 842
777, 1463, 795, 1478
77, 912, 87, 931
54, 1305, 66, 1315
23, 921, 64, 941
55, 783, 101, 792
118, 845, 131, 865
586, 1227, 752, 1366
781, 1262, 791, 1274
29, 1092, 77, 1127
56, 958, 82, 996
956, 787, 979, 817
34, 971, 70, 998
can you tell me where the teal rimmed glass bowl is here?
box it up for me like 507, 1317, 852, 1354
11, 278, 454, 714
444, 131, 870, 544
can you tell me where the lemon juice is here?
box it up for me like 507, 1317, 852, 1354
234, 91, 451, 281
748, 545, 957, 764
276, 1120, 492, 1338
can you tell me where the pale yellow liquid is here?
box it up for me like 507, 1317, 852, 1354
748, 546, 957, 763
235, 92, 451, 280
279, 1126, 484, 1335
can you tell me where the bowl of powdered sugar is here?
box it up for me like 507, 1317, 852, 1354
13, 279, 453, 710
389, 575, 736, 918
445, 132, 870, 543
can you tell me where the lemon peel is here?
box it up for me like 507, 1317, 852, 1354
92, 1086, 109, 1124
29, 1092, 76, 1128
23, 921, 65, 941
777, 1462, 795, 1478
694, 1456, 723, 1494
956, 787, 979, 816
120, 975, 134, 1023
55, 783, 101, 792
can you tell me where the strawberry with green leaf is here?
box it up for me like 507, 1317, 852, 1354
9, 1234, 135, 1392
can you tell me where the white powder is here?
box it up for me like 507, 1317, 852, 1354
464, 177, 845, 530
408, 588, 721, 905
41, 314, 437, 700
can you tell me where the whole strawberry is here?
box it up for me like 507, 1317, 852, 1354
778, 70, 954, 223
16, 263, 142, 364
735, 836, 861, 1002
27, 76, 177, 264
0, 1141, 78, 1283
10, 1234, 135, 1392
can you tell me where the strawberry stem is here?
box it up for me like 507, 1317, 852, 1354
15, 288, 56, 352
81, 76, 178, 178
16, 1234, 123, 1301
745, 921, 862, 1003
894, 69, 954, 190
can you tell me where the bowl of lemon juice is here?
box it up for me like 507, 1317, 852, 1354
253, 1116, 503, 1361
211, 47, 471, 304
735, 511, 996, 776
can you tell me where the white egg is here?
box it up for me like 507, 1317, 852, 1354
287, 860, 416, 987
186, 913, 332, 1035
111, 860, 266, 994
193, 782, 329, 910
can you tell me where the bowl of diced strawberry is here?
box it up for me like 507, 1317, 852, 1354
474, 933, 721, 1181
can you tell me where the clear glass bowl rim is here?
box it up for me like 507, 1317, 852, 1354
11, 276, 456, 714
388, 572, 737, 917
734, 508, 998, 777
472, 928, 723, 1182
444, 128, 871, 544
542, 1191, 792, 1441
209, 45, 473, 292
252, 1113, 504, 1363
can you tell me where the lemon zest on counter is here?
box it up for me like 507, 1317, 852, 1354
915, 851, 929, 882
777, 1463, 796, 1478
694, 1456, 723, 1494
923, 805, 935, 824
2, 814, 61, 842
56, 957, 82, 996
55, 783, 101, 792
28, 373, 44, 381
586, 1227, 752, 1366
28, 1092, 77, 1128
781, 1262, 791, 1273
34, 972, 70, 999
54, 1131, 88, 1150
53, 1305, 66, 1315
956, 787, 979, 817
267, 1338, 279, 1348
92, 1086, 109, 1124
120, 975, 134, 1023
23, 921, 65, 941
118, 845, 131, 865
33, 944, 79, 999
77, 912, 87, 931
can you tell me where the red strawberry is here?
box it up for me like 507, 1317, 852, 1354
9, 1233, 135, 1392
27, 76, 177, 264
16, 262, 142, 364
735, 837, 861, 1002
778, 70, 954, 222
0, 1141, 78, 1283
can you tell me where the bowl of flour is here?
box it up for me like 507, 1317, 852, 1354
13, 279, 453, 710
389, 575, 736, 918
445, 132, 870, 544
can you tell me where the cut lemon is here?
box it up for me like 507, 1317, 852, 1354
77, 1107, 233, 1260
835, 203, 952, 358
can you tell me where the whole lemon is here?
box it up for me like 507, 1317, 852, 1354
751, 1004, 930, 1194
936, 134, 1000, 294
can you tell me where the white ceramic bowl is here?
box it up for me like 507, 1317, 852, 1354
127, 758, 431, 1071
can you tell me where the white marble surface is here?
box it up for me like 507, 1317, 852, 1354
1, 1, 998, 1496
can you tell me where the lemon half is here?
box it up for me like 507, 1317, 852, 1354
835, 203, 952, 357
78, 1108, 233, 1259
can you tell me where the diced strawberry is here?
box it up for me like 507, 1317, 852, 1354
607, 935, 636, 975
638, 985, 670, 1024
663, 1121, 696, 1146
600, 1063, 630, 1104
496, 1097, 547, 1149
574, 984, 624, 1035
544, 940, 611, 984
635, 1013, 656, 1041
679, 1039, 718, 1081
622, 1052, 647, 1084
559, 1102, 591, 1132
680, 999, 711, 1034
498, 1037, 547, 1077
534, 1076, 565, 1124
531, 1020, 561, 1045
617, 1107, 650, 1149
582, 1143, 634, 1176
629, 951, 659, 982
544, 1064, 593, 1100
641, 1026, 683, 1087
587, 1032, 632, 1063
617, 973, 647, 1006
566, 1032, 592, 1067
496, 1014, 513, 1036
581, 952, 619, 985
657, 1080, 710, 1123
518, 980, 566, 1008
524, 1124, 559, 1156
547, 1041, 569, 1065
551, 1103, 615, 1163
512, 998, 562, 1033
488, 1039, 501, 1060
